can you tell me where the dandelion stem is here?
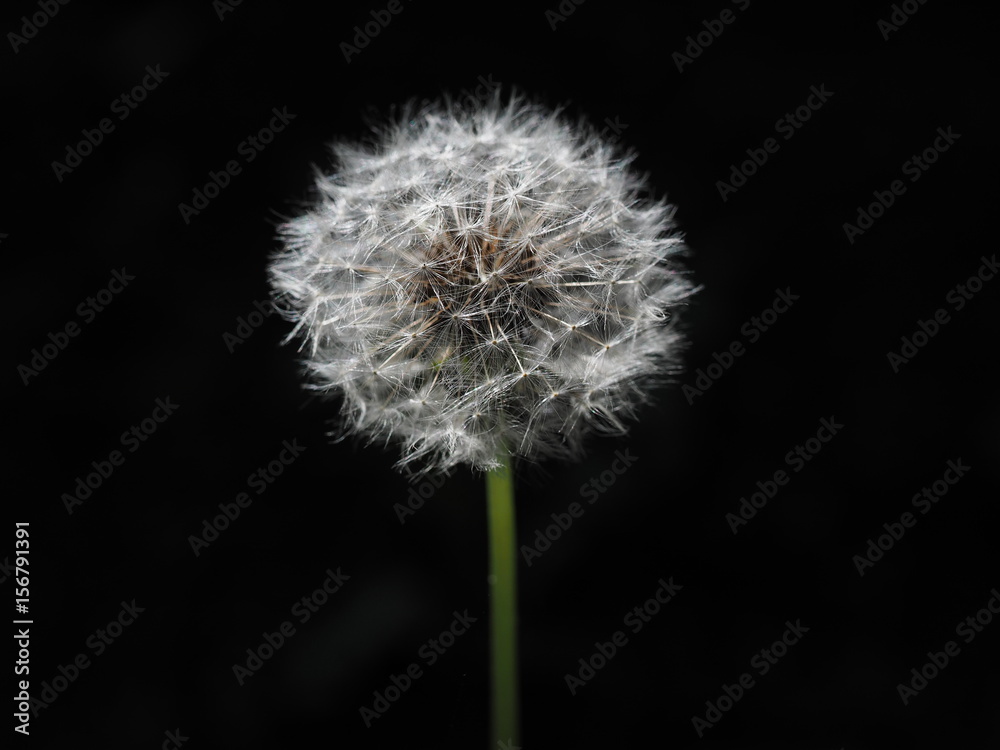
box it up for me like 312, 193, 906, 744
486, 455, 519, 747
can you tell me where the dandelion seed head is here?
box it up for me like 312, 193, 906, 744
269, 93, 697, 474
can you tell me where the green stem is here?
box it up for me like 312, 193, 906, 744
486, 455, 519, 748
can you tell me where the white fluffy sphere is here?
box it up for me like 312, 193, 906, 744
269, 95, 697, 474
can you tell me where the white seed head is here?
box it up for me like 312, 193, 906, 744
269, 94, 697, 475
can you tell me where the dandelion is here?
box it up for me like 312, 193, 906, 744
269, 92, 697, 745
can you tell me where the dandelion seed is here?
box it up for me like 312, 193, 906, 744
269, 94, 697, 475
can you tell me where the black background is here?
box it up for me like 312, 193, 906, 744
6, 1, 998, 748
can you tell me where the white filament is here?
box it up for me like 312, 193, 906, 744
269, 94, 697, 474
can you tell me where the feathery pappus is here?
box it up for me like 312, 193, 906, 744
269, 94, 698, 474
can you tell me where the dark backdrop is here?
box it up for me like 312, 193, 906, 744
7, 1, 997, 748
